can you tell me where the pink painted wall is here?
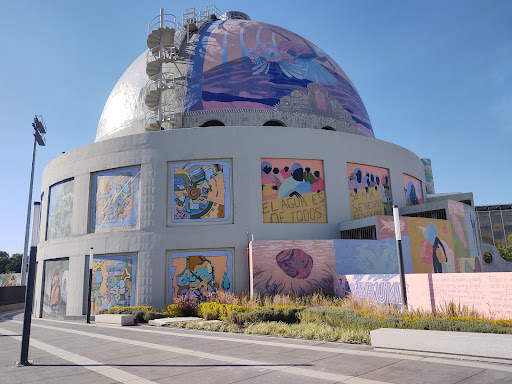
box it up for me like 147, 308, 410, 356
334, 272, 512, 319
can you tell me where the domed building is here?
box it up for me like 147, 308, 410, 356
33, 7, 481, 318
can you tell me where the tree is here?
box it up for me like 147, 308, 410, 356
0, 252, 9, 274
496, 234, 512, 262
6, 253, 23, 273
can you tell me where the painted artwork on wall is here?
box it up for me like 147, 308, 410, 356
0, 273, 21, 287
91, 255, 136, 315
168, 250, 233, 302
91, 167, 140, 232
46, 179, 74, 240
169, 160, 231, 224
251, 240, 335, 296
184, 20, 374, 137
334, 238, 413, 275
42, 258, 69, 318
421, 158, 435, 194
448, 200, 471, 264
261, 158, 326, 223
464, 205, 481, 260
347, 163, 392, 220
408, 217, 455, 273
403, 174, 423, 206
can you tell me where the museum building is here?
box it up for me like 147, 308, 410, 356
33, 7, 483, 318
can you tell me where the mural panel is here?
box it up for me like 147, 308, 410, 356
334, 238, 413, 275
347, 163, 392, 220
421, 158, 435, 194
184, 20, 374, 137
378, 215, 408, 240
251, 240, 335, 296
91, 167, 140, 232
464, 205, 481, 259
169, 160, 231, 224
168, 250, 233, 302
261, 158, 326, 223
47, 179, 73, 240
0, 273, 21, 287
91, 255, 136, 315
403, 174, 423, 206
42, 258, 69, 318
408, 217, 455, 273
448, 200, 471, 264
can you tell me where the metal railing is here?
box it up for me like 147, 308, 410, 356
147, 13, 180, 36
146, 44, 177, 65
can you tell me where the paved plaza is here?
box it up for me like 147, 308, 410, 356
1, 310, 512, 384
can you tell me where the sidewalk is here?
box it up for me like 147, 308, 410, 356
1, 310, 512, 384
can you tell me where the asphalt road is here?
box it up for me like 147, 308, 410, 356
1, 310, 512, 384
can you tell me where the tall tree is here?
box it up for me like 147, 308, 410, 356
6, 253, 22, 273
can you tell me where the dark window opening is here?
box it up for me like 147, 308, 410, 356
263, 120, 286, 127
322, 126, 335, 131
340, 226, 377, 240
403, 209, 447, 220
201, 120, 225, 127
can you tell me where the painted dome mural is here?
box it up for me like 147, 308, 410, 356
185, 20, 373, 137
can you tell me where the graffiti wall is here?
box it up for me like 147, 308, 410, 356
334, 238, 413, 275
91, 255, 136, 315
42, 258, 69, 318
184, 20, 374, 137
169, 160, 231, 224
464, 205, 482, 260
403, 174, 423, 206
250, 240, 335, 296
92, 167, 140, 232
335, 273, 512, 319
46, 179, 73, 240
261, 159, 326, 223
347, 163, 392, 220
0, 273, 21, 287
168, 250, 233, 302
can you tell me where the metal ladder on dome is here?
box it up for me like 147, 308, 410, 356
144, 6, 222, 132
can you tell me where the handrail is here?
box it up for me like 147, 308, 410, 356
147, 13, 177, 36
146, 45, 177, 65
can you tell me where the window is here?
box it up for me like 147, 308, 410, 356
201, 120, 225, 127
263, 120, 285, 126
322, 126, 335, 131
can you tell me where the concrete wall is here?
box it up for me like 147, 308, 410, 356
36, 126, 426, 315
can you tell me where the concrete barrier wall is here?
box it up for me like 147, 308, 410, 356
0, 286, 26, 306
334, 272, 512, 319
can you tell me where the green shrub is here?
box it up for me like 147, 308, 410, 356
144, 311, 166, 322
197, 302, 251, 320
228, 307, 303, 326
173, 297, 197, 317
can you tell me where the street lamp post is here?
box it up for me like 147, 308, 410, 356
17, 202, 41, 366
86, 248, 93, 324
21, 116, 46, 286
393, 205, 408, 310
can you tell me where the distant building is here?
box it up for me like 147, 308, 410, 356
476, 204, 512, 247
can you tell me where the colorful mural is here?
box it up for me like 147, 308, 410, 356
0, 273, 21, 287
448, 200, 471, 265
347, 163, 392, 220
464, 205, 481, 260
378, 215, 408, 240
184, 20, 374, 137
251, 240, 335, 296
42, 258, 69, 318
91, 255, 136, 315
335, 273, 512, 319
92, 167, 140, 232
334, 238, 413, 275
168, 250, 233, 302
408, 217, 455, 273
421, 158, 435, 194
261, 158, 326, 223
169, 161, 231, 224
403, 174, 423, 206
46, 179, 73, 240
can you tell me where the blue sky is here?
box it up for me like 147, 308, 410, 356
0, 0, 511, 254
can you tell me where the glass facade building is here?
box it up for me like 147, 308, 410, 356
476, 205, 512, 247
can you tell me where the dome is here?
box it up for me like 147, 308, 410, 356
96, 16, 374, 141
